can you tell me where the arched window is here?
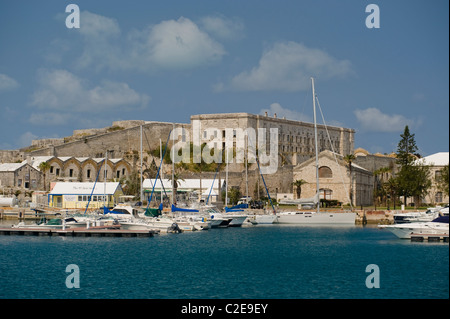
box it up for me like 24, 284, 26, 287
319, 166, 333, 178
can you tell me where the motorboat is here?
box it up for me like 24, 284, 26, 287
109, 205, 180, 233
254, 213, 278, 224
379, 215, 449, 239
12, 217, 88, 229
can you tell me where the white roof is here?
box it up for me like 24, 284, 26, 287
415, 152, 449, 166
143, 178, 221, 192
0, 163, 26, 172
49, 182, 122, 195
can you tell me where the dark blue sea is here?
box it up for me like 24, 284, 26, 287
0, 225, 448, 299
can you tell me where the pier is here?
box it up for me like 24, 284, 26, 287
410, 233, 449, 243
0, 225, 159, 238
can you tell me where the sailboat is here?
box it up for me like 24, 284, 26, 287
276, 78, 356, 225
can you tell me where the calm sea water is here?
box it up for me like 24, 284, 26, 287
0, 224, 448, 299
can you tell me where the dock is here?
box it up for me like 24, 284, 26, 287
410, 233, 449, 243
0, 225, 159, 238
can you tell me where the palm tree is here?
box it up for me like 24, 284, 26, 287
172, 172, 184, 205
38, 161, 51, 191
343, 154, 356, 207
292, 179, 307, 199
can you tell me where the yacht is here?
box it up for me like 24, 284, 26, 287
276, 78, 356, 225
393, 206, 447, 224
12, 217, 87, 229
379, 215, 449, 239
276, 211, 356, 224
109, 205, 180, 233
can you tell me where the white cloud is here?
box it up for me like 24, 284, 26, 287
30, 69, 150, 113
200, 15, 244, 41
260, 103, 311, 122
79, 11, 121, 38
0, 73, 19, 91
132, 17, 226, 70
354, 107, 418, 132
70, 13, 226, 71
216, 41, 352, 92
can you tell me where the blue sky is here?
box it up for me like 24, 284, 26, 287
0, 0, 448, 156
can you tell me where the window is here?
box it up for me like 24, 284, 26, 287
435, 170, 442, 179
56, 168, 60, 176
122, 168, 125, 176
319, 188, 333, 200
78, 196, 82, 201
50, 166, 54, 174
87, 169, 91, 178
117, 170, 120, 178
319, 166, 333, 178
435, 192, 443, 203
69, 169, 74, 177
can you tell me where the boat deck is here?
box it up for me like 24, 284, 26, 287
0, 225, 159, 237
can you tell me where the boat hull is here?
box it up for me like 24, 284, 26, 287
276, 212, 356, 224
380, 223, 449, 239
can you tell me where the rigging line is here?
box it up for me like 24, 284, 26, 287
146, 129, 173, 210
83, 159, 105, 215
206, 149, 223, 205
143, 128, 169, 200
246, 134, 276, 213
315, 96, 353, 210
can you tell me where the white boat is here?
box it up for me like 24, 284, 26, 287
108, 205, 180, 233
226, 214, 248, 227
276, 78, 356, 225
379, 215, 449, 239
276, 211, 356, 224
12, 217, 88, 229
245, 213, 277, 225
393, 206, 446, 224
199, 205, 232, 228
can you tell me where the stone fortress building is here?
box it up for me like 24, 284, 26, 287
0, 113, 364, 206
1, 113, 446, 207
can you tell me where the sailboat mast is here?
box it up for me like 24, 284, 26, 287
311, 77, 320, 213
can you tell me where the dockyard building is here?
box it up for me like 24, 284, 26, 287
48, 182, 124, 209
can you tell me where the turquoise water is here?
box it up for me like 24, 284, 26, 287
0, 225, 448, 299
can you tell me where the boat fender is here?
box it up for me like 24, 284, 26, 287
211, 215, 214, 219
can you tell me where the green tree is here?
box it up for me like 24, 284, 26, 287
395, 126, 431, 207
343, 154, 356, 207
292, 179, 307, 199
396, 125, 418, 166
38, 161, 51, 191
436, 165, 449, 196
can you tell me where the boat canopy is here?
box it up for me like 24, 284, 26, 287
171, 204, 199, 213
225, 207, 244, 213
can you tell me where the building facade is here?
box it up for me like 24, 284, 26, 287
0, 163, 42, 190
48, 182, 124, 209
292, 150, 373, 207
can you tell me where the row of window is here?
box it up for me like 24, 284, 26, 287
49, 167, 127, 178
77, 195, 109, 202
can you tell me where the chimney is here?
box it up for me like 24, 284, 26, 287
264, 111, 268, 117
274, 113, 277, 118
